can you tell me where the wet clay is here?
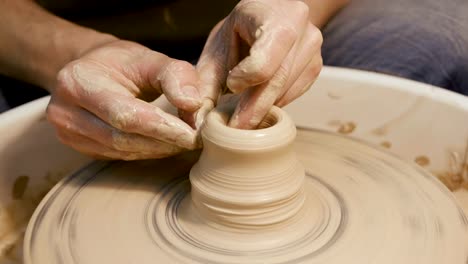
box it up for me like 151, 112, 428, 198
327, 120, 356, 135
12, 176, 30, 200
434, 144, 468, 191
24, 107, 468, 263
337, 121, 356, 134
0, 170, 66, 264
380, 141, 392, 148
414, 155, 431, 167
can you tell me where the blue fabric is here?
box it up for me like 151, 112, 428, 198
322, 0, 468, 95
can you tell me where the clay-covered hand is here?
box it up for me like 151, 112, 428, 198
194, 0, 323, 129
47, 40, 202, 160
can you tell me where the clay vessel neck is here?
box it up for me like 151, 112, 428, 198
189, 107, 306, 230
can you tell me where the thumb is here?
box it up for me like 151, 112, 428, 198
126, 47, 203, 111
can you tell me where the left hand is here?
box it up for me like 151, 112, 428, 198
46, 40, 202, 160
191, 0, 323, 129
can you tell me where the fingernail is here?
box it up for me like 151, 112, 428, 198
227, 75, 248, 94
182, 85, 201, 100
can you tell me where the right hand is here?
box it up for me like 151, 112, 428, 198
185, 0, 323, 130
46, 40, 202, 160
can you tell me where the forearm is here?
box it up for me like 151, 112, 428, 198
0, 0, 117, 91
300, 0, 350, 28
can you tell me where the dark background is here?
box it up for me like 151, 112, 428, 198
1, 0, 238, 109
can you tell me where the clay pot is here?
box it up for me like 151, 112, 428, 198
190, 106, 306, 229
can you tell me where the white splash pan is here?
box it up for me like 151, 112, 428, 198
0, 66, 467, 261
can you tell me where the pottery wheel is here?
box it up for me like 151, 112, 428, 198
24, 107, 468, 264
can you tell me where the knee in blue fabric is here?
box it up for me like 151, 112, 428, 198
321, 2, 468, 94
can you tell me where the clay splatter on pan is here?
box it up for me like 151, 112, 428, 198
435, 146, 468, 191
12, 176, 29, 200
415, 156, 430, 167
338, 122, 356, 134
0, 170, 69, 262
380, 141, 392, 149
327, 121, 356, 135
436, 172, 466, 192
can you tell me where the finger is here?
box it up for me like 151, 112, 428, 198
193, 20, 235, 129
276, 53, 322, 107
226, 1, 309, 93
47, 101, 186, 154
56, 129, 177, 161
196, 20, 231, 102
276, 24, 323, 100
230, 21, 322, 129
228, 67, 289, 129
56, 66, 198, 149
55, 129, 137, 160
156, 60, 202, 112
228, 34, 298, 129
179, 100, 213, 150
228, 22, 322, 129
226, 22, 296, 94
87, 92, 198, 150
113, 45, 201, 111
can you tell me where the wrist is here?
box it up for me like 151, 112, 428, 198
300, 0, 350, 28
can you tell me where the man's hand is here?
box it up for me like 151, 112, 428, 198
47, 40, 202, 160
195, 0, 323, 129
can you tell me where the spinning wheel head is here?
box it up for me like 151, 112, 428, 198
24, 107, 468, 264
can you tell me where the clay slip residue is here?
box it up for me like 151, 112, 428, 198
380, 141, 392, 149
415, 156, 430, 167
12, 176, 30, 200
338, 122, 356, 134
0, 172, 64, 263
328, 120, 356, 135
435, 147, 468, 191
